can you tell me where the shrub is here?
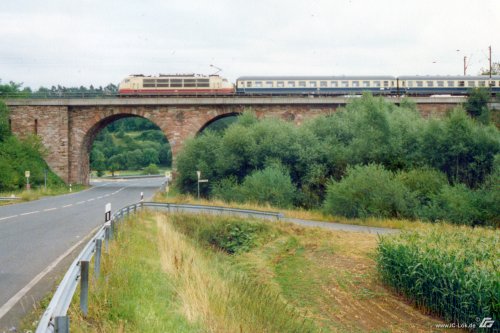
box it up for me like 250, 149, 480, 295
213, 165, 296, 208
142, 163, 159, 175
323, 164, 414, 218
396, 167, 448, 206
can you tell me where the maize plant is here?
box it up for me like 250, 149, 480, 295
377, 225, 499, 331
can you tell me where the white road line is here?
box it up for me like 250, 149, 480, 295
43, 208, 57, 212
0, 215, 18, 221
20, 211, 39, 216
62, 204, 73, 208
0, 225, 100, 321
76, 201, 85, 205
87, 198, 95, 202
97, 196, 103, 199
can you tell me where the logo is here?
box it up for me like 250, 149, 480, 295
479, 317, 495, 328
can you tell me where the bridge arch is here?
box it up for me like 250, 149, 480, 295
196, 112, 241, 135
70, 111, 174, 185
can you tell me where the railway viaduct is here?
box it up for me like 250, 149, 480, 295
5, 96, 467, 185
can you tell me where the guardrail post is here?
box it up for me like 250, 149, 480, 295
94, 239, 102, 278
110, 219, 115, 240
55, 316, 69, 333
80, 260, 89, 316
104, 225, 110, 251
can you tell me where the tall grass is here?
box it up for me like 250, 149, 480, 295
157, 214, 317, 332
377, 225, 499, 329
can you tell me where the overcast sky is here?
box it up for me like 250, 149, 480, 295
1, 0, 498, 89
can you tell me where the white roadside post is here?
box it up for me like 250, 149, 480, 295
25, 170, 30, 191
140, 192, 144, 202
105, 203, 112, 244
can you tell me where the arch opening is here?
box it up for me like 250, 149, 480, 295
79, 114, 172, 184
197, 112, 240, 135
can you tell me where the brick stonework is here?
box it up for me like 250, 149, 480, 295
7, 101, 456, 185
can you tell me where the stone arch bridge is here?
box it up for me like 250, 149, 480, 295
5, 96, 463, 185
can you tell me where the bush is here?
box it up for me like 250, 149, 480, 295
213, 165, 296, 208
396, 167, 448, 206
142, 163, 159, 175
201, 220, 265, 254
323, 164, 415, 218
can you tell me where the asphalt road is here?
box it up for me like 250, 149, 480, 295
0, 177, 165, 329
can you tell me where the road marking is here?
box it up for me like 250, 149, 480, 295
97, 196, 103, 199
76, 201, 85, 205
20, 211, 39, 216
0, 225, 100, 321
87, 198, 95, 202
0, 215, 18, 221
43, 208, 57, 212
62, 204, 73, 208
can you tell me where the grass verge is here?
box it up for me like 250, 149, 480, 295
62, 211, 448, 332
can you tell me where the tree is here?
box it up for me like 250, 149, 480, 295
464, 87, 490, 123
480, 62, 500, 76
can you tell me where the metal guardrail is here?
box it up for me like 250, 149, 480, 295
0, 197, 21, 201
35, 202, 283, 333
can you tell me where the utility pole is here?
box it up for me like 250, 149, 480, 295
464, 56, 468, 76
489, 45, 492, 80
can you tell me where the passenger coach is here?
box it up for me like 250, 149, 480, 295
236, 76, 398, 95
399, 75, 500, 95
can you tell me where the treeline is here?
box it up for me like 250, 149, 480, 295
90, 117, 172, 175
0, 79, 118, 98
0, 100, 63, 190
176, 94, 499, 226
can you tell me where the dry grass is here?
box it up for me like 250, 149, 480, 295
154, 191, 430, 230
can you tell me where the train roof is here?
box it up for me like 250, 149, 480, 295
236, 75, 396, 81
398, 75, 500, 80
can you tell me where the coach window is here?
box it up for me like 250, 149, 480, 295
288, 81, 295, 87
447, 81, 455, 87
407, 81, 413, 87
362, 81, 370, 87
458, 81, 465, 87
426, 81, 434, 87
331, 81, 338, 87
265, 81, 273, 88
352, 81, 359, 87
309, 81, 317, 88
467, 81, 475, 87
320, 81, 327, 87
437, 81, 444, 87
383, 81, 389, 87
341, 81, 348, 87
255, 81, 262, 88
373, 81, 381, 87
277, 81, 284, 88
478, 81, 486, 87
246, 81, 252, 88
416, 81, 423, 87
299, 81, 306, 87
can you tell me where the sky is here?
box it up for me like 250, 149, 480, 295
1, 0, 499, 89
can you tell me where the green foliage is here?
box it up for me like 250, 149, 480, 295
202, 220, 265, 254
175, 94, 500, 224
90, 117, 172, 173
0, 101, 11, 141
419, 108, 499, 188
464, 87, 491, 123
377, 227, 499, 327
0, 135, 63, 190
323, 164, 414, 219
142, 163, 159, 175
396, 168, 448, 206
213, 165, 296, 208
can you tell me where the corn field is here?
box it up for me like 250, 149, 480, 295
377, 225, 499, 330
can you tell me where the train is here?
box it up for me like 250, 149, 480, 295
118, 73, 500, 96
